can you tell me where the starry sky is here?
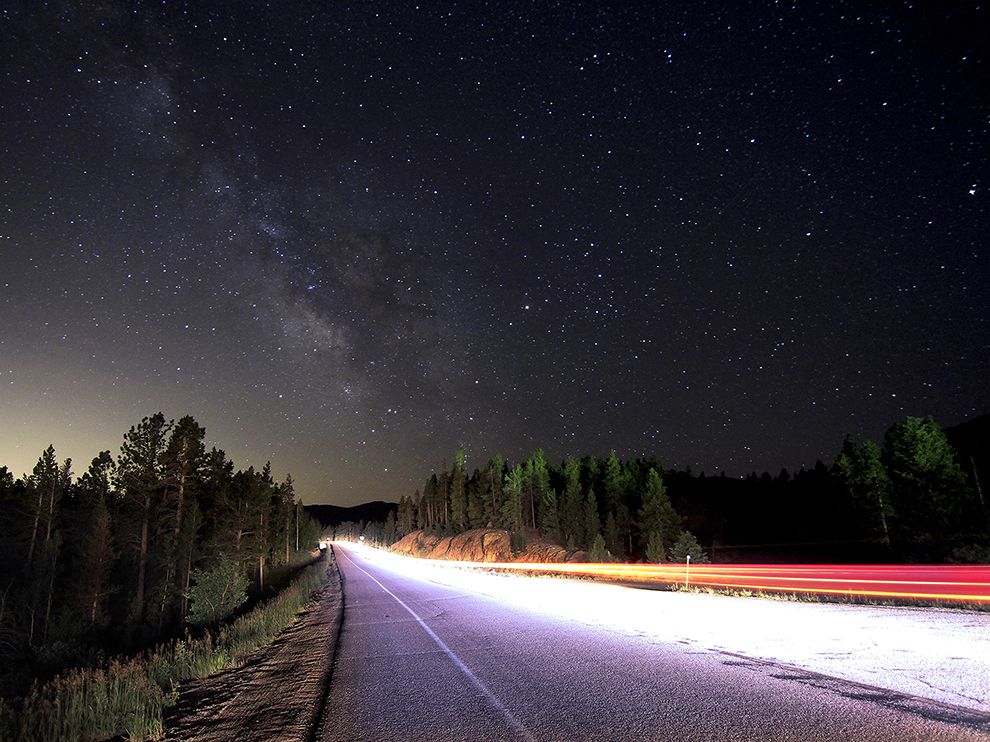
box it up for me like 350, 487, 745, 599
1, 1, 987, 506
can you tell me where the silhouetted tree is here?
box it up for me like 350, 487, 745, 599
559, 456, 583, 546
582, 488, 601, 548
74, 496, 116, 628
670, 531, 709, 563
883, 416, 969, 547
833, 436, 892, 548
645, 530, 666, 563
466, 471, 486, 528
588, 533, 609, 562
115, 413, 172, 625
638, 468, 681, 555
449, 449, 467, 531
539, 486, 560, 542
524, 450, 550, 530
483, 456, 504, 527
501, 465, 525, 533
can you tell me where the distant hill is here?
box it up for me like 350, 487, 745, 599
305, 500, 397, 529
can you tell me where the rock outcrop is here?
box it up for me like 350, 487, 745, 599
390, 528, 586, 563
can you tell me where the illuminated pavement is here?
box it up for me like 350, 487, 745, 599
320, 543, 990, 741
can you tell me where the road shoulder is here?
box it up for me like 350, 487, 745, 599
162, 555, 343, 742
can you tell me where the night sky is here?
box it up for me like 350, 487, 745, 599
1, 2, 987, 506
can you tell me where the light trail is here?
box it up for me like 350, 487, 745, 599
361, 550, 990, 603
337, 543, 990, 715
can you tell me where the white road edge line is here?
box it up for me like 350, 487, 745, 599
337, 546, 535, 742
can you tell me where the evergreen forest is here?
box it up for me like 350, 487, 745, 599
381, 415, 989, 566
0, 413, 322, 698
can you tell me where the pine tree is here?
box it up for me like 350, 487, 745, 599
883, 416, 969, 544
254, 463, 277, 592
449, 449, 467, 532
384, 511, 398, 544
163, 416, 206, 539
397, 495, 415, 535
604, 512, 622, 556
483, 456, 504, 527
638, 468, 682, 554
645, 530, 666, 563
28, 535, 60, 644
539, 486, 561, 541
25, 446, 60, 569
602, 450, 623, 514
438, 469, 450, 531
75, 496, 117, 627
601, 450, 631, 557
466, 472, 485, 528
670, 531, 709, 563
278, 474, 296, 564
115, 413, 173, 625
20, 446, 69, 645
423, 474, 440, 531
580, 456, 600, 500
161, 417, 206, 622
500, 465, 525, 533
582, 488, 601, 549
177, 500, 202, 619
560, 456, 583, 546
589, 533, 609, 562
833, 436, 892, 547
77, 451, 114, 506
524, 450, 550, 529
412, 490, 425, 531
70, 452, 118, 628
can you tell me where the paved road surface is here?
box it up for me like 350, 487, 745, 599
319, 544, 989, 741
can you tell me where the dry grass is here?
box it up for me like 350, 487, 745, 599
4, 554, 330, 742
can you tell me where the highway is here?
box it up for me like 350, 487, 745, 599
320, 543, 990, 741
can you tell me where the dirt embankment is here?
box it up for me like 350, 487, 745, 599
162, 554, 344, 742
390, 528, 588, 563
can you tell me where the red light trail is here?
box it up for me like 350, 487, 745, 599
432, 561, 990, 603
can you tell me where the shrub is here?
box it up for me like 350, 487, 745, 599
588, 533, 610, 562
946, 543, 990, 564
645, 530, 666, 563
186, 558, 249, 626
670, 530, 710, 563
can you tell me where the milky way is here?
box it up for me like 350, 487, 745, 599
1, 2, 987, 504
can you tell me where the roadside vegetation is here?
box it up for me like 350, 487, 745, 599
0, 552, 329, 741
0, 412, 325, 731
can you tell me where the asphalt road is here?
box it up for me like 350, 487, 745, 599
320, 544, 990, 741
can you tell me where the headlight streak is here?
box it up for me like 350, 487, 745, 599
462, 563, 990, 603
342, 544, 989, 604
338, 542, 990, 714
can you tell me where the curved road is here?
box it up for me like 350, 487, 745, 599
320, 544, 989, 741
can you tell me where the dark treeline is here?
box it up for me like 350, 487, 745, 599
391, 415, 989, 565
0, 413, 322, 697
393, 448, 710, 564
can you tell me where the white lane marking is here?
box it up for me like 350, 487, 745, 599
337, 546, 535, 742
